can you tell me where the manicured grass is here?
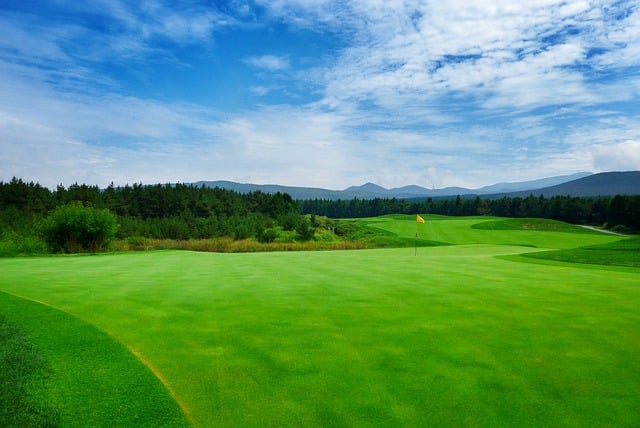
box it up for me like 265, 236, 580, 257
339, 217, 449, 248
523, 236, 640, 268
0, 216, 638, 426
0, 291, 190, 427
357, 214, 622, 248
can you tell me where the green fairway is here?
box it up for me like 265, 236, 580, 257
0, 216, 638, 426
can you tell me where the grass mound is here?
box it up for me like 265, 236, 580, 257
472, 218, 594, 233
341, 215, 450, 248
0, 314, 59, 427
523, 236, 640, 268
0, 292, 190, 427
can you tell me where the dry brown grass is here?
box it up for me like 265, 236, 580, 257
111, 237, 366, 253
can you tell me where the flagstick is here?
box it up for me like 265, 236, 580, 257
415, 220, 418, 256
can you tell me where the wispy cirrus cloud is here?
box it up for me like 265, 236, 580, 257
244, 55, 291, 71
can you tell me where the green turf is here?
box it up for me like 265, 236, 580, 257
0, 216, 638, 426
0, 313, 59, 427
358, 215, 622, 248
470, 217, 597, 233
0, 291, 190, 427
523, 236, 640, 268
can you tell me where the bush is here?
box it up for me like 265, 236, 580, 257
0, 236, 49, 257
0, 230, 48, 257
296, 217, 315, 241
40, 203, 119, 253
257, 228, 279, 243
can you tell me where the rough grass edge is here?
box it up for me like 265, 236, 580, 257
112, 237, 367, 253
0, 314, 60, 427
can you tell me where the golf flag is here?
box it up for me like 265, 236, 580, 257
416, 215, 425, 223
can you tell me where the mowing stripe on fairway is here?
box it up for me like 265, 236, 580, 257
0, 290, 191, 427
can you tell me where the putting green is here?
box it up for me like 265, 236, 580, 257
0, 216, 638, 426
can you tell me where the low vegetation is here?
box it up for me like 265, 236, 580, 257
111, 236, 366, 252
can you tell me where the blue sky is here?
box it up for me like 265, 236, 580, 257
1, 1, 639, 190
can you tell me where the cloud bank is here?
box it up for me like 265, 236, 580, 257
1, 1, 639, 189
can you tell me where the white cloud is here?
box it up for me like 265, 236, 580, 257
592, 4, 640, 68
259, 0, 638, 115
250, 86, 274, 96
591, 140, 640, 171
0, 66, 355, 188
244, 55, 291, 71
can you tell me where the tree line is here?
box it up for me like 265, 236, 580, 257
298, 194, 640, 231
0, 178, 307, 245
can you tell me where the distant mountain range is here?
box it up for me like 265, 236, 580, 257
497, 171, 640, 198
194, 171, 640, 200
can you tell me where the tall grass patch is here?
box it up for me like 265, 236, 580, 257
0, 233, 49, 257
112, 237, 366, 252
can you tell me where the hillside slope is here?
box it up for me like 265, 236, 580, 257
500, 171, 640, 198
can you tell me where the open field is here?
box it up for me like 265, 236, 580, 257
0, 215, 638, 426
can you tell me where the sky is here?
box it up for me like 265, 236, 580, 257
1, 1, 640, 190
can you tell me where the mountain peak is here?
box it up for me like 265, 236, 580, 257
344, 182, 388, 193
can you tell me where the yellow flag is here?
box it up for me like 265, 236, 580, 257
416, 215, 425, 223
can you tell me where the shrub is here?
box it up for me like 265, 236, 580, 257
40, 203, 119, 253
296, 217, 315, 241
257, 228, 279, 243
0, 236, 49, 257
